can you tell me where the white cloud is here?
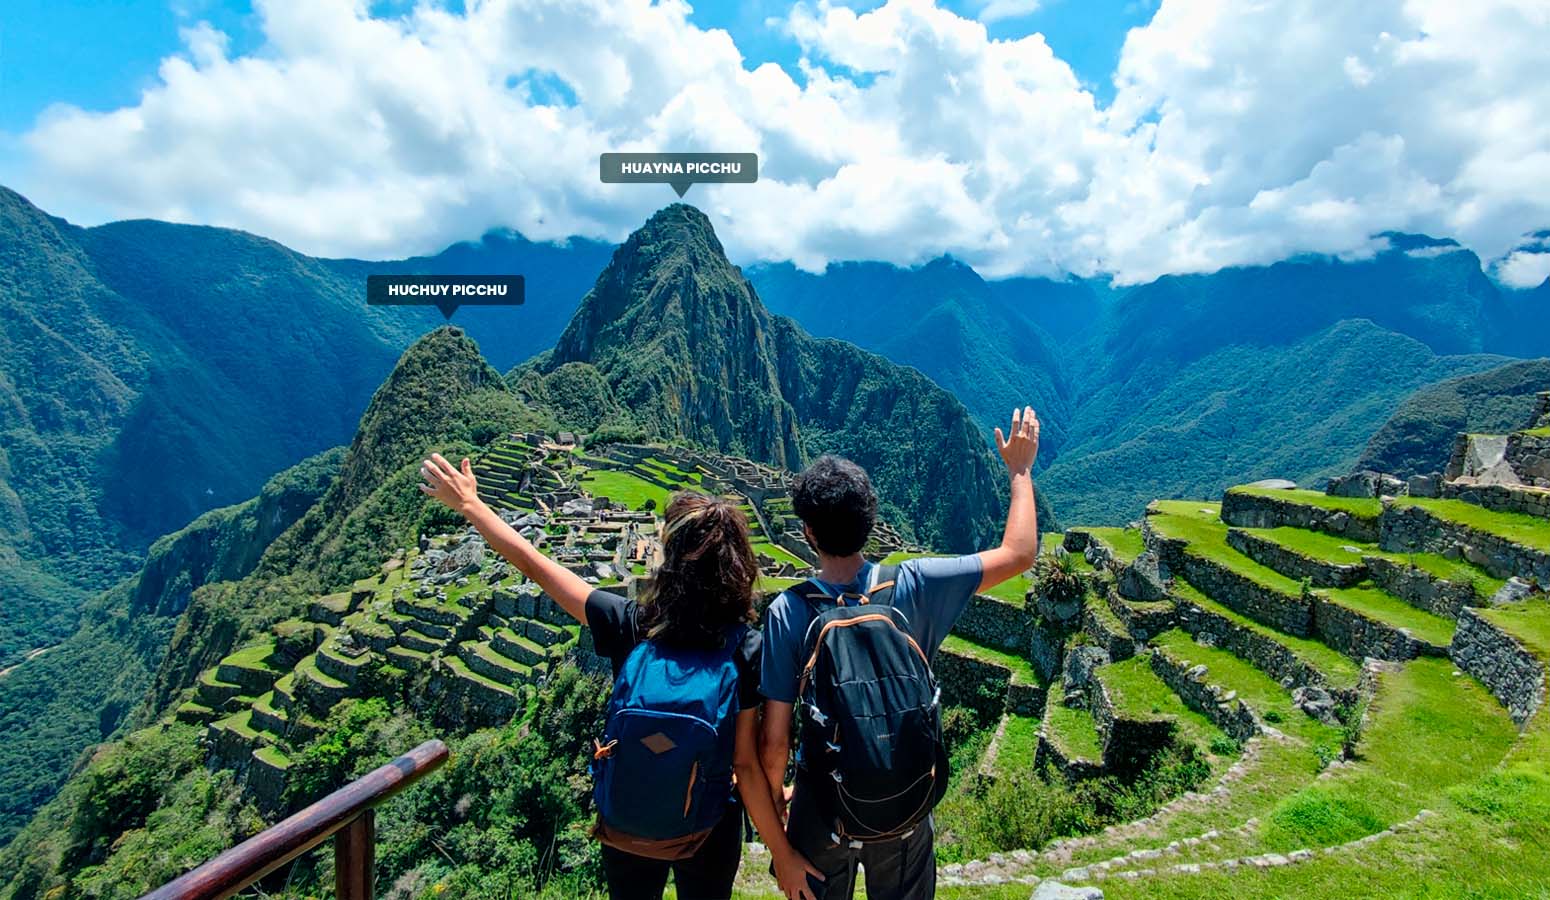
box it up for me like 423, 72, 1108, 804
1496, 250, 1550, 289
14, 0, 1550, 285
976, 0, 1042, 24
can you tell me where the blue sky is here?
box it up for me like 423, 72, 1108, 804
2, 1, 1543, 286
0, 0, 1149, 134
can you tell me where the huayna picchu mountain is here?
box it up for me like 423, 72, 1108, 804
525, 204, 1043, 552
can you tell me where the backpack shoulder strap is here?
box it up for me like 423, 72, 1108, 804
863, 563, 901, 608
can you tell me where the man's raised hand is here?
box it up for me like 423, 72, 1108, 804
994, 405, 1039, 476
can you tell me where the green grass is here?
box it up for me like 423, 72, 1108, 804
577, 469, 673, 511
1318, 585, 1457, 647
1148, 503, 1307, 598
220, 639, 277, 670
1476, 599, 1550, 660
940, 633, 1042, 685
1246, 526, 1372, 565
750, 540, 806, 568
1170, 581, 1361, 690
995, 714, 1041, 775
1393, 495, 1550, 554
983, 571, 1033, 603
1226, 486, 1383, 520
1097, 657, 1230, 756
252, 745, 291, 769
1082, 526, 1146, 564
1043, 695, 1103, 761
1151, 630, 1343, 749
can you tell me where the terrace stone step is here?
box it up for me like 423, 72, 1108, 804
315, 645, 374, 686
404, 616, 454, 641
1222, 488, 1382, 543
1382, 497, 1550, 584
491, 628, 547, 666
1225, 528, 1367, 588
293, 655, 351, 714
457, 640, 535, 686
195, 668, 248, 710
436, 656, 522, 727
174, 699, 218, 725
1083, 593, 1139, 660
1035, 688, 1105, 782
1171, 581, 1363, 710
524, 618, 569, 647
1147, 644, 1260, 743
385, 645, 432, 671
1443, 480, 1550, 521
392, 596, 469, 627
397, 629, 444, 654
250, 691, 290, 737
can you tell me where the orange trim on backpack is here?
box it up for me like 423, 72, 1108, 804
798, 613, 930, 692
593, 738, 618, 760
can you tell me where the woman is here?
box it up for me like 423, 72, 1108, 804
420, 453, 823, 900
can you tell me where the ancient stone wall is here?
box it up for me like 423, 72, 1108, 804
1221, 491, 1380, 543
1506, 432, 1550, 488
1442, 480, 1550, 519
1170, 553, 1314, 637
1381, 504, 1550, 584
936, 650, 1011, 720
1173, 596, 1360, 710
1148, 650, 1259, 743
1450, 609, 1547, 727
1362, 555, 1474, 618
956, 594, 1034, 653
1226, 529, 1366, 587
1309, 594, 1436, 660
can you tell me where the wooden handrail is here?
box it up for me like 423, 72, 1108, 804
140, 739, 449, 900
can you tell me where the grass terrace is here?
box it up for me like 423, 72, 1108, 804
1318, 585, 1456, 647
1151, 630, 1343, 749
1043, 695, 1103, 762
1475, 598, 1550, 661
1097, 656, 1232, 762
1083, 526, 1146, 564
1392, 496, 1550, 554
940, 634, 1042, 687
995, 713, 1041, 775
577, 469, 672, 511
1226, 486, 1383, 521
751, 540, 806, 568
1171, 581, 1362, 691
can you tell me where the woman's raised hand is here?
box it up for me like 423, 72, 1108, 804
994, 405, 1040, 476
419, 452, 482, 514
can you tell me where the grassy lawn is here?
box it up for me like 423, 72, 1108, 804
997, 714, 1041, 773
1226, 487, 1383, 521
1151, 630, 1342, 750
577, 469, 673, 511
1393, 495, 1550, 554
940, 633, 1042, 685
983, 571, 1032, 603
1171, 581, 1361, 690
750, 539, 806, 568
1476, 598, 1550, 659
1366, 547, 1508, 598
221, 638, 277, 669
1149, 503, 1307, 599
1319, 584, 1457, 647
1248, 526, 1372, 564
1097, 658, 1231, 762
1082, 526, 1147, 564
1044, 694, 1104, 761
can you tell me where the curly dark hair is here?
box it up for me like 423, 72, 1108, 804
791, 455, 877, 557
638, 492, 758, 648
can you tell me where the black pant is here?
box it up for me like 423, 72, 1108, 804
599, 806, 744, 900
785, 780, 936, 900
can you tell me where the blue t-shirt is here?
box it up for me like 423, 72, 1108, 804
759, 555, 983, 704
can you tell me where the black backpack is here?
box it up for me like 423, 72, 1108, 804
794, 564, 950, 843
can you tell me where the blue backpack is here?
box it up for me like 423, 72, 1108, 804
591, 627, 744, 859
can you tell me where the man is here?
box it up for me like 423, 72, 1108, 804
759, 406, 1041, 900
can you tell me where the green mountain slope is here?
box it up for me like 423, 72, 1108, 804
1039, 320, 1508, 523
530, 205, 1015, 551
0, 186, 604, 669
0, 448, 339, 845
1357, 358, 1550, 476
748, 258, 1079, 466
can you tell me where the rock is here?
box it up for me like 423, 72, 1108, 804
1407, 473, 1442, 498
1327, 470, 1385, 498
1117, 550, 1169, 602
1491, 577, 1537, 605
1328, 511, 1351, 533
1186, 663, 1209, 681
596, 562, 617, 582
1036, 880, 1101, 899
1245, 478, 1298, 490
1083, 541, 1115, 570
561, 498, 595, 516
1063, 646, 1112, 702
1292, 685, 1339, 725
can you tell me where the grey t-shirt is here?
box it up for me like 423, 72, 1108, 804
759, 555, 983, 704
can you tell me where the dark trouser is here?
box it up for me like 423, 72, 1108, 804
786, 780, 936, 900
599, 805, 744, 900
